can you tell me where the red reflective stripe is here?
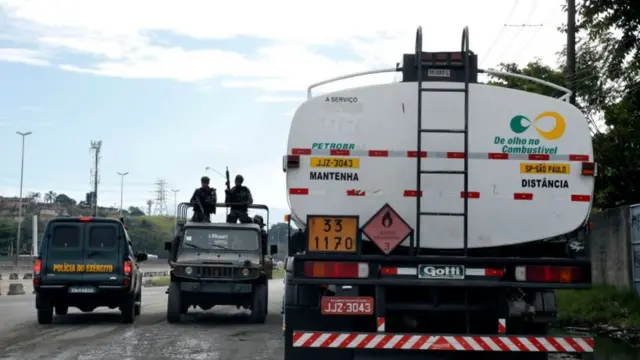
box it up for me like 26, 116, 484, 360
514, 193, 534, 200
403, 190, 422, 197
369, 150, 389, 157
292, 148, 311, 155
460, 191, 480, 199
488, 153, 509, 159
571, 194, 591, 202
381, 267, 398, 275
569, 154, 590, 161
528, 154, 550, 160
447, 152, 465, 159
331, 149, 350, 156
289, 188, 309, 195
407, 151, 427, 158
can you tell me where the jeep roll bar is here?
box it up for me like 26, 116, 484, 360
175, 202, 270, 231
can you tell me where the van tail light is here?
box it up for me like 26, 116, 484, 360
79, 216, 92, 222
304, 261, 369, 279
515, 265, 582, 283
33, 257, 42, 275
581, 162, 595, 176
124, 259, 132, 276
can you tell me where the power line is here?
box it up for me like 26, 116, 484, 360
480, 0, 522, 66
496, 0, 540, 62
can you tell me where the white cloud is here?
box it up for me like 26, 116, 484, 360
0, 48, 49, 66
0, 0, 569, 93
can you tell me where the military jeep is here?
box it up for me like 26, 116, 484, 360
164, 202, 277, 323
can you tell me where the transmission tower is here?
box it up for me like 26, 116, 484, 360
153, 180, 169, 215
89, 141, 102, 216
146, 200, 153, 216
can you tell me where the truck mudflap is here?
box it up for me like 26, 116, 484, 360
292, 331, 594, 353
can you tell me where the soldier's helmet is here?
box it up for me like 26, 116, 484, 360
235, 174, 244, 184
201, 176, 210, 184
253, 214, 264, 225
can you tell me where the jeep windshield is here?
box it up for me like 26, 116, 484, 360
181, 228, 259, 251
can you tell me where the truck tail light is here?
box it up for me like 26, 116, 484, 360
286, 155, 300, 170
124, 259, 132, 276
304, 261, 369, 279
515, 265, 582, 283
581, 162, 595, 176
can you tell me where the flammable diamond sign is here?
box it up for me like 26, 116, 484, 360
362, 203, 413, 255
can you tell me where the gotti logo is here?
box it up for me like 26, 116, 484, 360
419, 265, 465, 279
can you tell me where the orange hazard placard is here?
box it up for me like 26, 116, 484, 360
362, 204, 412, 255
307, 215, 358, 253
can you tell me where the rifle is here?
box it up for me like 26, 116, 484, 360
224, 167, 231, 216
225, 167, 231, 192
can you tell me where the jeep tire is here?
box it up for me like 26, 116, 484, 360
249, 282, 267, 323
134, 291, 142, 316
120, 293, 136, 324
167, 281, 182, 323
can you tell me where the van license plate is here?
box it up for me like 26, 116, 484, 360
321, 296, 374, 315
68, 286, 96, 294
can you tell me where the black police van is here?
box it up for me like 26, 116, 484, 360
33, 216, 148, 324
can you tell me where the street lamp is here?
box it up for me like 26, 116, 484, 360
14, 131, 32, 270
117, 172, 129, 217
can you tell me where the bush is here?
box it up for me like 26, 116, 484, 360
556, 285, 640, 329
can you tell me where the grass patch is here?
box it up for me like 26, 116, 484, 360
556, 285, 640, 329
150, 276, 170, 287
272, 268, 285, 279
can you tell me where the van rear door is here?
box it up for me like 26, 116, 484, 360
44, 222, 84, 284
82, 222, 122, 284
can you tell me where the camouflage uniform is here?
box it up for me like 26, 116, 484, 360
190, 186, 217, 223
225, 175, 253, 224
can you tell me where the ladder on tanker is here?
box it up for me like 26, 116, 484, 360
414, 26, 472, 332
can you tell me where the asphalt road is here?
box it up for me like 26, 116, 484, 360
0, 280, 285, 360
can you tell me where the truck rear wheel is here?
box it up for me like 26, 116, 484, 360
249, 282, 267, 323
167, 281, 183, 323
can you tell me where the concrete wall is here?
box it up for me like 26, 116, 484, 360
589, 206, 634, 289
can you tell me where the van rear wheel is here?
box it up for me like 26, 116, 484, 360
120, 294, 136, 324
37, 309, 53, 324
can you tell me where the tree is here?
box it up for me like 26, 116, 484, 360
578, 0, 640, 82
44, 191, 57, 203
28, 192, 41, 203
128, 206, 145, 216
54, 194, 76, 205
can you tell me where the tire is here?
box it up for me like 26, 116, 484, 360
134, 291, 142, 316
37, 308, 53, 324
167, 281, 182, 323
55, 305, 68, 315
249, 282, 267, 324
120, 293, 136, 324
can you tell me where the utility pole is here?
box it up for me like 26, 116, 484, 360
567, 0, 577, 105
171, 189, 180, 217
90, 141, 102, 216
117, 172, 129, 217
14, 131, 32, 270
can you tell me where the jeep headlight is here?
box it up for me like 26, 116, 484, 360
185, 266, 194, 275
242, 268, 250, 276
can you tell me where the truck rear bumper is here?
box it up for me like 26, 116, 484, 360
292, 331, 594, 353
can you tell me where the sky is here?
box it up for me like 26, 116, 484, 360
0, 0, 571, 222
